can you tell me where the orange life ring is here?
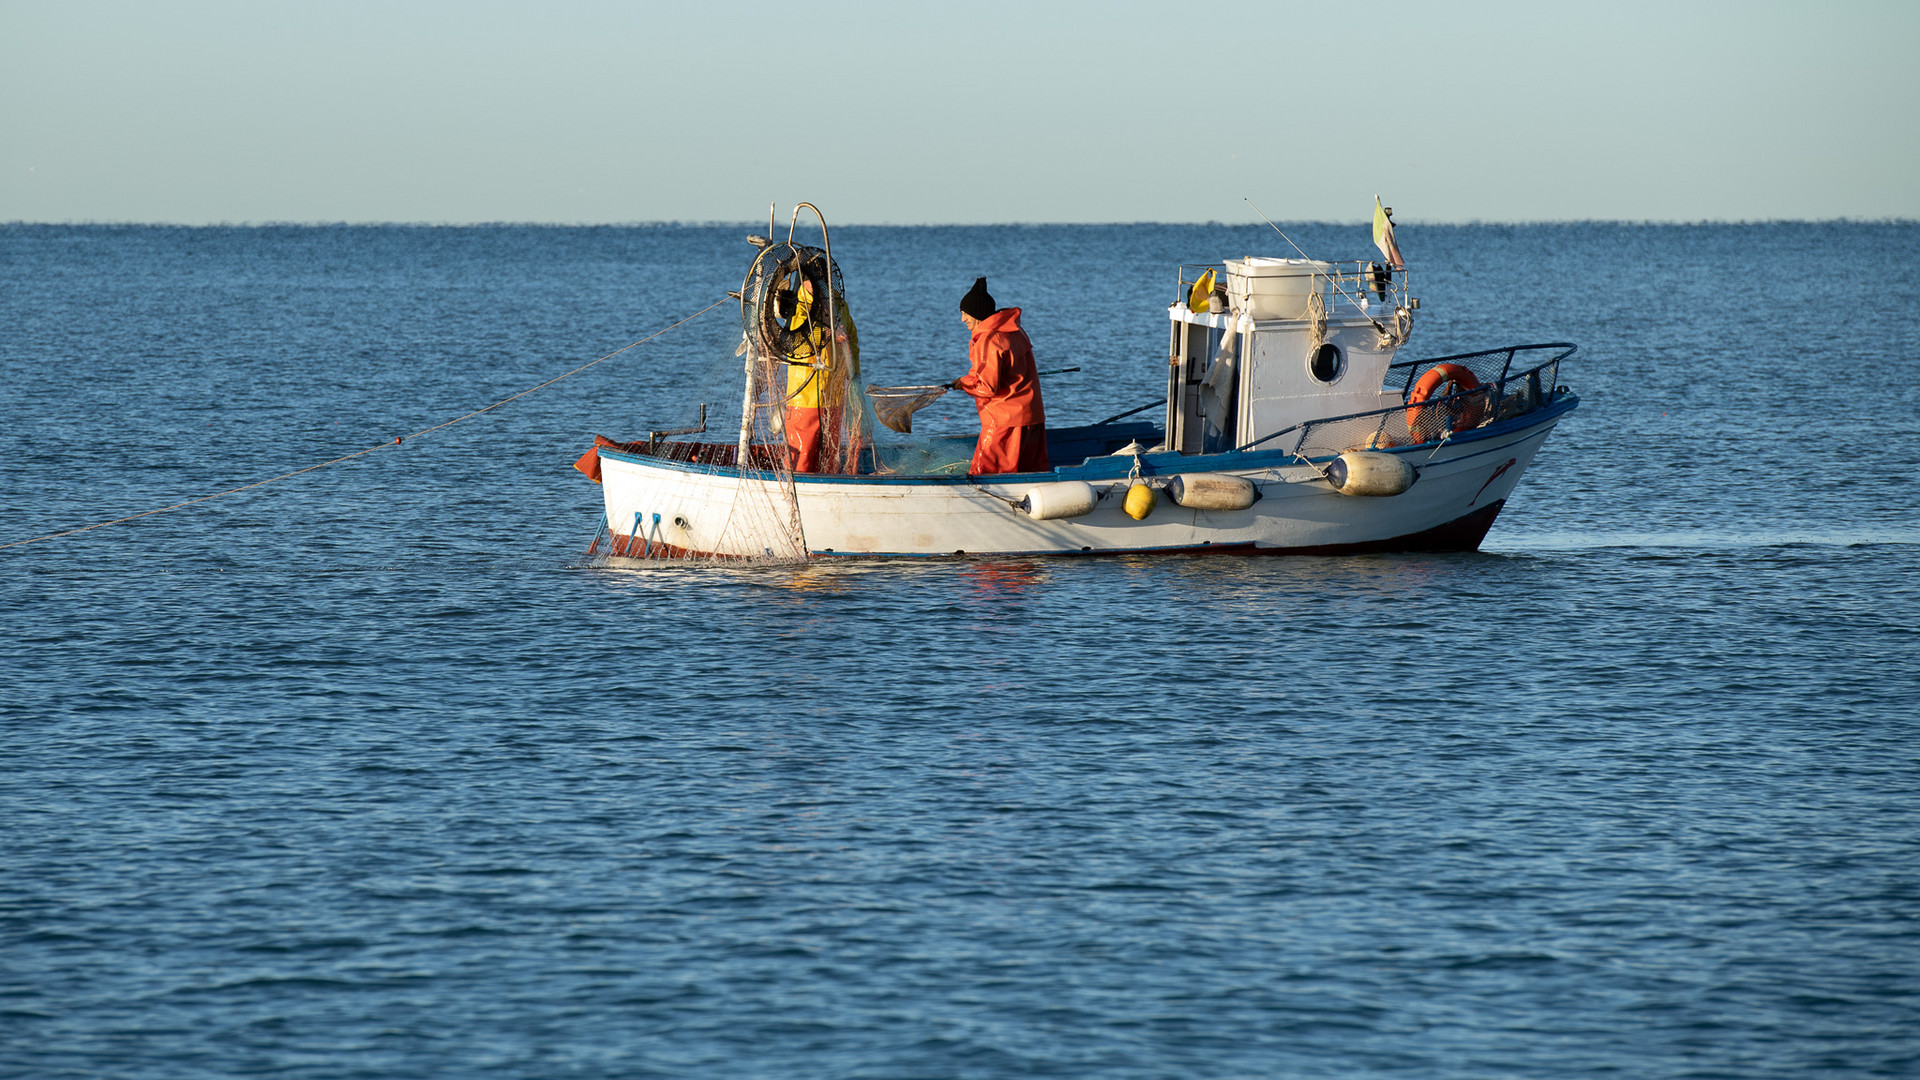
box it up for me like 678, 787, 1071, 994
1406, 363, 1484, 439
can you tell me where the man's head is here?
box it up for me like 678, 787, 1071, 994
960, 277, 996, 324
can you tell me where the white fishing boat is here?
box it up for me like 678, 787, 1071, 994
576, 205, 1577, 561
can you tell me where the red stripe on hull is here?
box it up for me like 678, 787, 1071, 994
604, 533, 710, 560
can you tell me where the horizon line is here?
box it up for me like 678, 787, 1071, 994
4, 217, 1916, 228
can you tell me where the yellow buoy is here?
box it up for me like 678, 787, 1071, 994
1123, 482, 1157, 520
1186, 269, 1216, 313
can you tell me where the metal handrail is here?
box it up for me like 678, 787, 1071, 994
1387, 342, 1576, 390
1175, 260, 1410, 316
1232, 350, 1570, 456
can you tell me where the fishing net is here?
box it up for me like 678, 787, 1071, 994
590, 240, 885, 565
866, 385, 950, 433
868, 436, 975, 476
740, 241, 875, 475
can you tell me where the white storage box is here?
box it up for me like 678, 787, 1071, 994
1223, 257, 1331, 320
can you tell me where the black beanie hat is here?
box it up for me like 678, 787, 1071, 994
960, 277, 996, 320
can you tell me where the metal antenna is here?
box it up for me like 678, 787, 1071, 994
1243, 197, 1316, 263
1242, 196, 1378, 324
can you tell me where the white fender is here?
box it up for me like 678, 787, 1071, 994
1021, 481, 1099, 520
1166, 472, 1256, 511
1324, 451, 1415, 496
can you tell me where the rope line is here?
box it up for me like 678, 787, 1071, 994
1, 297, 731, 551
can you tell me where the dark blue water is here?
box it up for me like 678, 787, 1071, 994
3, 223, 1918, 1078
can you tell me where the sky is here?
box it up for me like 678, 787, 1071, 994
2, 0, 1916, 224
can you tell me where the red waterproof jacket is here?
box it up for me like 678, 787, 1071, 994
956, 308, 1045, 429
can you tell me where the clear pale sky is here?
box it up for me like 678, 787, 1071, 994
3, 0, 1915, 224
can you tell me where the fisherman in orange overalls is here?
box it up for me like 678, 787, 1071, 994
955, 277, 1048, 475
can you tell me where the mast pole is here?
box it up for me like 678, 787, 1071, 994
737, 205, 774, 468
736, 335, 756, 467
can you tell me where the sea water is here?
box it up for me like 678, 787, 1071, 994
2, 222, 1917, 1078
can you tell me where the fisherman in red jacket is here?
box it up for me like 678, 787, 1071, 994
955, 277, 1048, 474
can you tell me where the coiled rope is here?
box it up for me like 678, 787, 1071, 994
1, 297, 731, 551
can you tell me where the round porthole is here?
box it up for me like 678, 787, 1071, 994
1309, 343, 1343, 383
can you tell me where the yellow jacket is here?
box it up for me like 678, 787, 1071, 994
784, 281, 859, 410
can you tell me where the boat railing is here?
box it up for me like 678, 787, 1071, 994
1239, 343, 1574, 458
601, 438, 787, 469
1175, 260, 1410, 317
1384, 342, 1576, 395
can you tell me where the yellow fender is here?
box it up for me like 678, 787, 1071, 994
1123, 483, 1157, 520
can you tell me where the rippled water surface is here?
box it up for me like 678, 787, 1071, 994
3, 223, 1918, 1078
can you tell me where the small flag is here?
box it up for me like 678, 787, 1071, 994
1373, 196, 1404, 270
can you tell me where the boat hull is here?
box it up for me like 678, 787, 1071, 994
595, 397, 1574, 559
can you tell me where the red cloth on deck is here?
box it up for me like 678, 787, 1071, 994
956, 307, 1048, 475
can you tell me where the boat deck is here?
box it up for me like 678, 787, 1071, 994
595, 419, 1164, 478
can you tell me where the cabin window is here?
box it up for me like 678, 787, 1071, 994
1309, 343, 1343, 383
